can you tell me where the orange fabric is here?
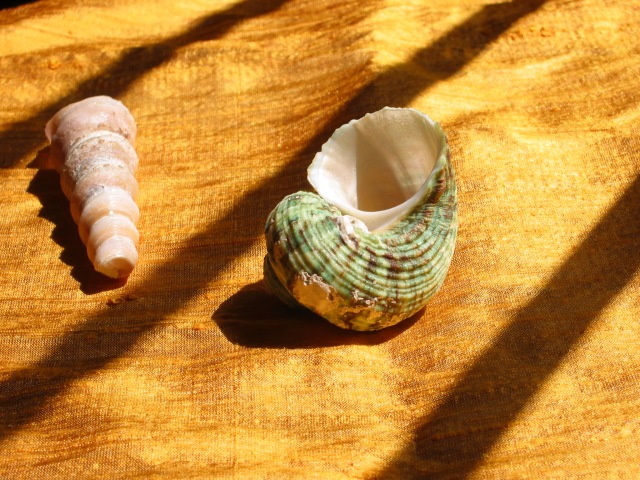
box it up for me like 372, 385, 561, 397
1, 0, 639, 477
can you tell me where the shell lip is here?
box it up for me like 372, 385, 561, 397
307, 107, 449, 232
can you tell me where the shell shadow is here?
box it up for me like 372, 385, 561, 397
213, 280, 421, 348
26, 150, 127, 294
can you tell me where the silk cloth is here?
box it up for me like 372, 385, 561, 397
1, 0, 639, 478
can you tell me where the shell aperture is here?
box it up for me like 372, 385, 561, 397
264, 108, 457, 331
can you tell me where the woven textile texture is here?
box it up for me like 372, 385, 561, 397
1, 0, 639, 478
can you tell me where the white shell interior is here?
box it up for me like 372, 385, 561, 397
308, 107, 445, 232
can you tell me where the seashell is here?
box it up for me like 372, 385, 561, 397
45, 95, 140, 279
264, 107, 457, 331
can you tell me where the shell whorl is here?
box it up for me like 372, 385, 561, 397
45, 96, 140, 279
264, 108, 457, 331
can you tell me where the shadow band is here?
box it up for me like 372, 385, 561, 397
380, 176, 640, 477
0, 0, 290, 168
1, 6, 576, 477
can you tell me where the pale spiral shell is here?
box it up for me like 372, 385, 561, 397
45, 96, 140, 279
264, 107, 457, 331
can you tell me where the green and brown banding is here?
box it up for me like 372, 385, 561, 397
263, 145, 457, 331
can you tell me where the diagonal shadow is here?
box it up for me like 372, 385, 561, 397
377, 178, 640, 478
0, 0, 547, 450
213, 0, 549, 345
0, 1, 51, 27
353, 0, 547, 110
0, 0, 290, 168
0, 1, 37, 11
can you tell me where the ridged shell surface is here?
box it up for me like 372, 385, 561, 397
45, 96, 140, 279
264, 108, 457, 331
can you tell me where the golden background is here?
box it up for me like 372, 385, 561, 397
1, 0, 638, 477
